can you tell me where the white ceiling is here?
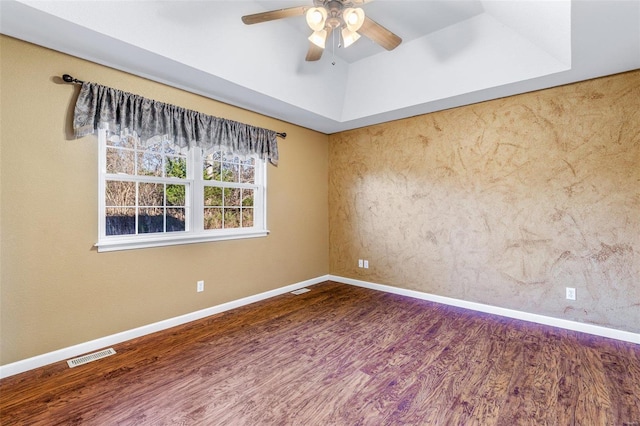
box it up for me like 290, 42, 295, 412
1, 0, 639, 134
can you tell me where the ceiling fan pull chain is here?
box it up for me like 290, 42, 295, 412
331, 27, 337, 66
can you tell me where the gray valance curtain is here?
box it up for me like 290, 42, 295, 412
73, 81, 279, 165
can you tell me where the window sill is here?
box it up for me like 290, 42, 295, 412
95, 229, 269, 252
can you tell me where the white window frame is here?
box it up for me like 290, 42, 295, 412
96, 129, 268, 252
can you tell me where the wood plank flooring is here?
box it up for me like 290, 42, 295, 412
1, 281, 639, 425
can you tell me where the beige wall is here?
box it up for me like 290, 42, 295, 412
330, 70, 640, 334
0, 36, 329, 365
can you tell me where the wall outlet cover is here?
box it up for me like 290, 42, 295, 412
566, 287, 576, 300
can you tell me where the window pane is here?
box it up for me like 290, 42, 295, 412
241, 189, 254, 207
204, 186, 222, 207
222, 152, 240, 163
167, 208, 186, 232
242, 208, 254, 227
137, 152, 163, 177
203, 152, 221, 181
204, 208, 223, 230
224, 188, 241, 207
167, 184, 186, 206
240, 165, 255, 184
139, 183, 164, 206
224, 208, 241, 228
138, 208, 164, 234
107, 134, 135, 149
221, 162, 239, 182
203, 160, 221, 181
106, 181, 135, 206
106, 207, 135, 235
143, 140, 163, 154
163, 141, 181, 155
106, 148, 135, 175
165, 156, 187, 179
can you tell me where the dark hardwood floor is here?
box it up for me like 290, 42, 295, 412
1, 281, 639, 425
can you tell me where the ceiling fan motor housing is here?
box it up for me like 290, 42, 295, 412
317, 0, 363, 30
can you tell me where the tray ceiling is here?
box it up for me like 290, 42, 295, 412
1, 0, 639, 134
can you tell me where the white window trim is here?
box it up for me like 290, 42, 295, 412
95, 129, 269, 252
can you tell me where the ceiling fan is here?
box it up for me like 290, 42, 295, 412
241, 0, 402, 61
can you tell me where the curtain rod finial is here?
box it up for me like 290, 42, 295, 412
62, 74, 84, 84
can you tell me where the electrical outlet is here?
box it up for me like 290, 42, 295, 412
358, 259, 364, 268
364, 260, 369, 269
566, 287, 576, 300
197, 280, 204, 292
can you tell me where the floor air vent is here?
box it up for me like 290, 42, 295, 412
67, 348, 116, 368
291, 288, 310, 295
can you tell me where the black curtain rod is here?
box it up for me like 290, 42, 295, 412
61, 74, 287, 139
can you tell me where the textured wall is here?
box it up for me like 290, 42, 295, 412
0, 36, 329, 365
329, 71, 640, 333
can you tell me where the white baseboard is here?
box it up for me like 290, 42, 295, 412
329, 275, 640, 345
3, 274, 637, 379
0, 275, 330, 379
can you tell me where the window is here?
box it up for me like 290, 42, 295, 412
97, 129, 267, 252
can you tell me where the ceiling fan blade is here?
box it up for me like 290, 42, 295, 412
359, 16, 402, 51
306, 43, 324, 61
242, 6, 307, 25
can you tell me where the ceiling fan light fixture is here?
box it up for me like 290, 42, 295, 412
343, 7, 365, 32
306, 7, 327, 31
308, 29, 328, 49
341, 28, 361, 48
